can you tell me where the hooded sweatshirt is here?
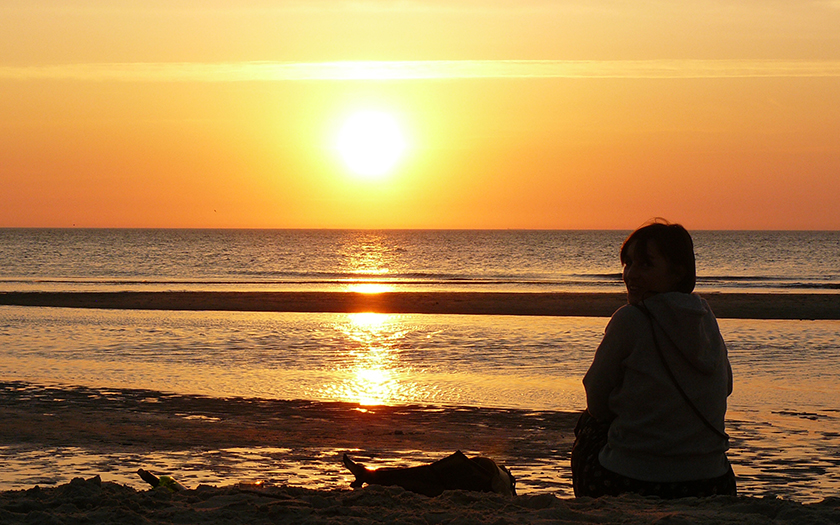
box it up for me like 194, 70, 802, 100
583, 292, 732, 482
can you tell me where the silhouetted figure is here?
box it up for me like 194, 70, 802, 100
572, 220, 736, 499
343, 451, 515, 497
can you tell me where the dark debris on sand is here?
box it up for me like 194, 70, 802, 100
1, 476, 839, 525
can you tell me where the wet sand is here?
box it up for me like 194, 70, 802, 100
0, 382, 572, 461
2, 291, 839, 319
0, 382, 577, 497
2, 382, 839, 524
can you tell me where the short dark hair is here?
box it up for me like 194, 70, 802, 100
620, 219, 696, 294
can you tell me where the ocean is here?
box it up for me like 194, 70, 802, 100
1, 229, 838, 501
1, 229, 838, 294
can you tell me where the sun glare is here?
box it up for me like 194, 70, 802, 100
336, 110, 406, 178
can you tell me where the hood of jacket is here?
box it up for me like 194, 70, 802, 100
640, 292, 725, 374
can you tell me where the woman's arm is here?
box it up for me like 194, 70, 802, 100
582, 307, 640, 422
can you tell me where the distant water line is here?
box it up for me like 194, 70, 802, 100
0, 229, 837, 294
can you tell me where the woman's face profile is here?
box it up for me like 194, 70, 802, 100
621, 240, 684, 304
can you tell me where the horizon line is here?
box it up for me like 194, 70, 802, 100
0, 226, 835, 232
4, 59, 840, 82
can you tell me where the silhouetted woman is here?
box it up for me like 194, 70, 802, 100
572, 220, 736, 498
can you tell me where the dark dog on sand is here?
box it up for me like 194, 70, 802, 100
343, 451, 516, 497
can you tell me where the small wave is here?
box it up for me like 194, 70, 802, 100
698, 275, 840, 290
701, 275, 789, 283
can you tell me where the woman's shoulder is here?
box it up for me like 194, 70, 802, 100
610, 303, 647, 322
605, 304, 647, 332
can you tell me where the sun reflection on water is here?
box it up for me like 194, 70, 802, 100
346, 283, 395, 294
321, 312, 415, 406
340, 232, 394, 273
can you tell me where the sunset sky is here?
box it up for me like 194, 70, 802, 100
2, 1, 839, 230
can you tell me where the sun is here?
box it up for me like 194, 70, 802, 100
336, 110, 406, 178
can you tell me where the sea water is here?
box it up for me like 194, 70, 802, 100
1, 307, 838, 415
1, 229, 838, 293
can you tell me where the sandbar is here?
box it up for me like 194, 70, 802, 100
2, 291, 839, 319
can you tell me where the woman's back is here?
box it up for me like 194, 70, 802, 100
584, 293, 732, 482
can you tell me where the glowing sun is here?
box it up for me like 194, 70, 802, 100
337, 110, 406, 177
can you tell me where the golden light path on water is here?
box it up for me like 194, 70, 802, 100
346, 283, 396, 294
329, 232, 414, 405
320, 312, 413, 406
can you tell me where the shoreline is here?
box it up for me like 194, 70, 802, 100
2, 291, 839, 319
0, 381, 575, 456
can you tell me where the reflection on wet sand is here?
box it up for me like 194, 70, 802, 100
726, 409, 840, 502
0, 382, 577, 496
1, 382, 839, 502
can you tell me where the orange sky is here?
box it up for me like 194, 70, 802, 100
2, 1, 839, 230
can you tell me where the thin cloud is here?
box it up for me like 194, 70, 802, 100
3, 60, 840, 82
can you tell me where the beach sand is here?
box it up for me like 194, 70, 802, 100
2, 291, 839, 319
2, 476, 838, 525
2, 382, 839, 524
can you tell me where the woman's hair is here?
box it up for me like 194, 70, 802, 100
620, 219, 696, 294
